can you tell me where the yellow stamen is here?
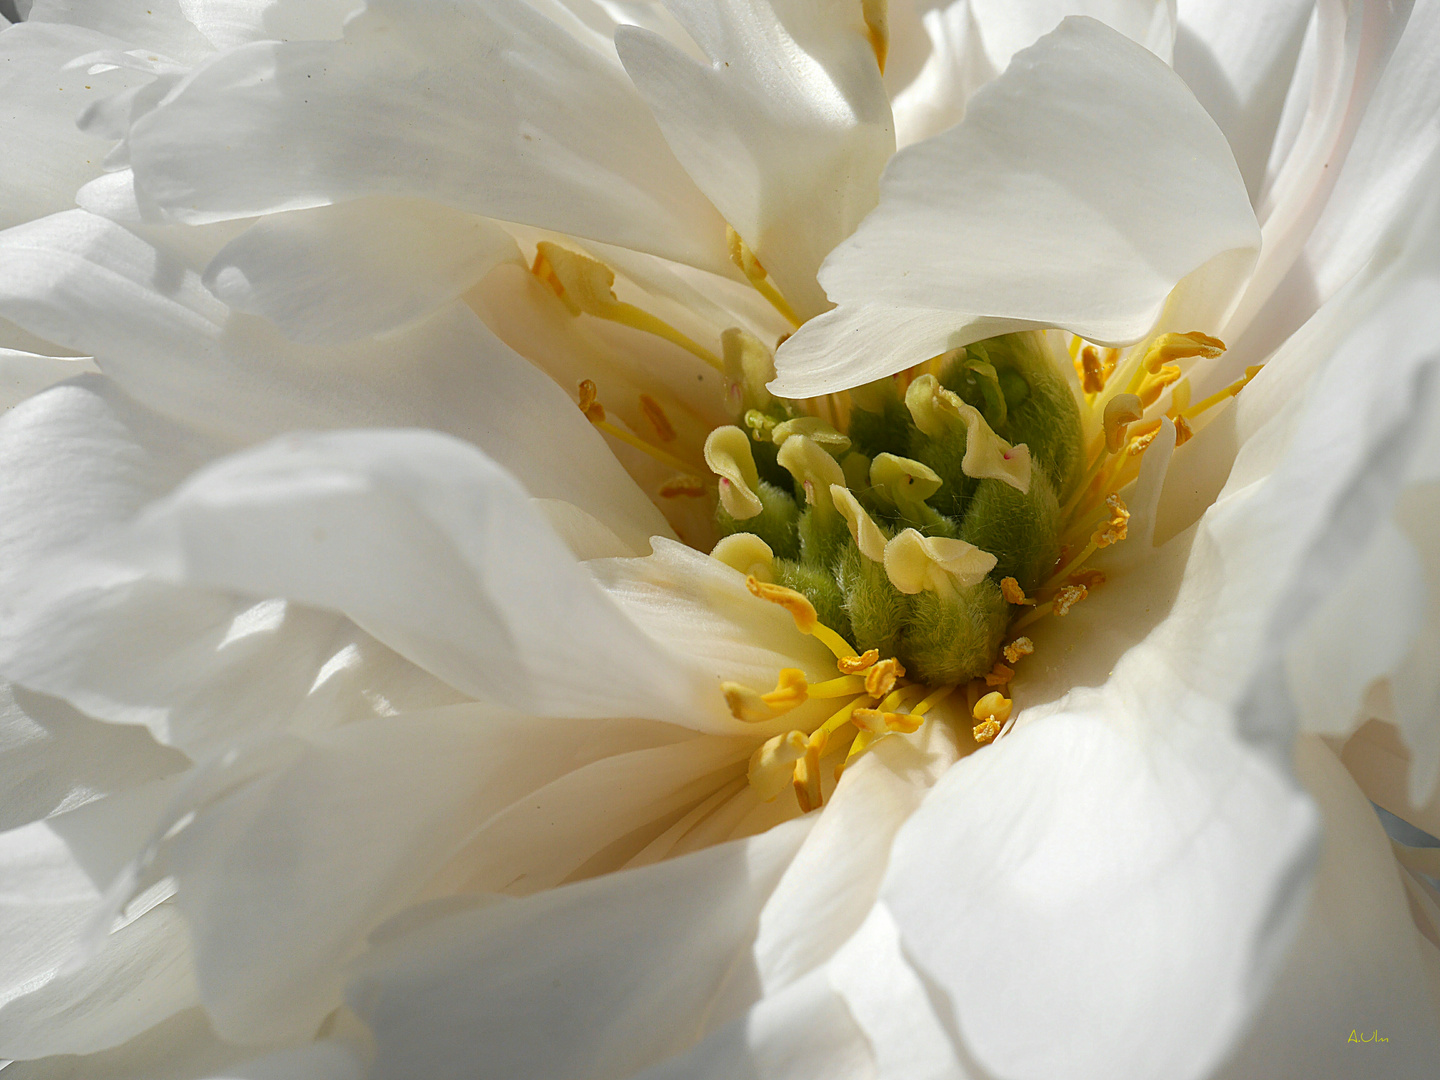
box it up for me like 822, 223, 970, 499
748, 730, 808, 801
1053, 583, 1088, 616
862, 0, 889, 73
1181, 365, 1263, 420
973, 718, 1002, 745
746, 576, 858, 660
1103, 393, 1144, 454
579, 380, 703, 476
1002, 636, 1035, 665
1123, 330, 1226, 395
639, 394, 677, 443
807, 674, 868, 699
1093, 493, 1130, 548
837, 648, 880, 675
727, 226, 802, 328
910, 683, 956, 717
1080, 345, 1105, 394
985, 662, 1014, 687
535, 242, 724, 371
863, 656, 905, 699
720, 668, 809, 722
793, 741, 822, 811
1138, 364, 1183, 409
853, 707, 923, 735
658, 475, 706, 498
1000, 576, 1034, 606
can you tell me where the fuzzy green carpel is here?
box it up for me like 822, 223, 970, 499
713, 332, 1084, 684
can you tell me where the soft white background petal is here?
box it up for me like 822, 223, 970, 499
127, 0, 732, 275
346, 817, 813, 1080
616, 0, 894, 318
773, 16, 1258, 395
0, 209, 671, 551
202, 197, 523, 345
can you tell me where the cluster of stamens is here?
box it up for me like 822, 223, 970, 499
530, 238, 1258, 812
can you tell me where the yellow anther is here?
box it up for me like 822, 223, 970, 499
705, 426, 764, 520
723, 682, 776, 723
711, 532, 775, 580
1138, 364, 1182, 409
745, 576, 858, 660
1080, 345, 1105, 394
1053, 583, 1088, 616
772, 416, 850, 453
831, 484, 888, 562
535, 241, 723, 371
639, 394, 677, 442
884, 528, 997, 598
1066, 569, 1106, 589
1002, 636, 1035, 665
577, 379, 606, 423
1093, 493, 1129, 548
727, 225, 801, 329
863, 656, 905, 699
973, 691, 1013, 724
1141, 331, 1226, 374
904, 375, 1031, 493
778, 434, 846, 512
1000, 576, 1034, 606
973, 718, 1002, 745
722, 327, 776, 411
1179, 364, 1261, 423
747, 576, 816, 631
748, 730, 809, 801
853, 707, 922, 735
985, 662, 1014, 687
862, 0, 888, 74
659, 475, 707, 498
1103, 393, 1144, 453
837, 649, 880, 675
1173, 414, 1194, 446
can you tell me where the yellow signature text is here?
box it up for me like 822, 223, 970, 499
1348, 1030, 1390, 1044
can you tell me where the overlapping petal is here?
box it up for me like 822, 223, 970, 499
126, 0, 733, 275
773, 16, 1259, 395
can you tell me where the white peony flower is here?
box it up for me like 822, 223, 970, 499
0, 1, 1437, 1078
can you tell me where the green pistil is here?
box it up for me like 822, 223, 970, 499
716, 332, 1085, 685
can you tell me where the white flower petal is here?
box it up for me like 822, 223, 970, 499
1172, 0, 1313, 199
176, 0, 354, 50
773, 16, 1258, 396
202, 197, 523, 345
0, 378, 465, 756
127, 0, 732, 275
0, 681, 186, 833
753, 719, 960, 994
0, 901, 197, 1060
629, 967, 874, 1080
0, 22, 154, 232
590, 538, 841, 734
1213, 738, 1440, 1078
345, 816, 814, 1080
27, 0, 214, 63
97, 429, 703, 722
970, 0, 1176, 70
616, 0, 895, 318
0, 348, 98, 411
164, 707, 686, 1043
0, 210, 670, 552
882, 685, 1317, 1080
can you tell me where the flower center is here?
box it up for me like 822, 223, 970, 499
535, 241, 1260, 810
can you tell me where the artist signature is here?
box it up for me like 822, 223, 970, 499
1348, 1030, 1390, 1044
